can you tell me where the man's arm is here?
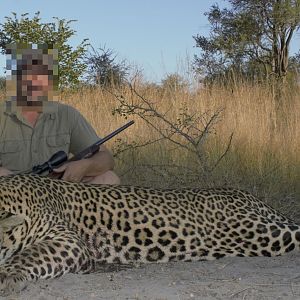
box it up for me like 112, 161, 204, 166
52, 104, 119, 183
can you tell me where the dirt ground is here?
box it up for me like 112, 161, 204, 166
3, 252, 300, 300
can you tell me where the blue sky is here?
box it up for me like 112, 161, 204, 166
0, 0, 299, 82
0, 0, 219, 82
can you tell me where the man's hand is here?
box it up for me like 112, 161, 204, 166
0, 168, 13, 176
52, 147, 114, 183
52, 160, 90, 182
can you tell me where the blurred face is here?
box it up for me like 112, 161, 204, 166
21, 74, 52, 100
5, 44, 59, 113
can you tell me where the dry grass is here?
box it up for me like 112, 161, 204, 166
59, 82, 299, 218
0, 81, 299, 219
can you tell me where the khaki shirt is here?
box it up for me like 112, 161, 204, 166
0, 102, 99, 172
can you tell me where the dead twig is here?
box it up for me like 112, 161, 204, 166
109, 83, 233, 185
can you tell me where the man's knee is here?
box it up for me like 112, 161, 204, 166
83, 171, 121, 185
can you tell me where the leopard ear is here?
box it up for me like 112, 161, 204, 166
0, 215, 26, 231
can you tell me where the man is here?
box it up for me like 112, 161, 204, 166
0, 43, 120, 184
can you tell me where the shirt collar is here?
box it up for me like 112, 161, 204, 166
2, 101, 58, 119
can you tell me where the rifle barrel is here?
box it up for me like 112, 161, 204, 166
71, 120, 134, 161
95, 120, 134, 147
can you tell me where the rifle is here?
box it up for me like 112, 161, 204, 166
24, 120, 134, 175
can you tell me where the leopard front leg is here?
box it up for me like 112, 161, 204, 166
0, 227, 94, 296
0, 271, 29, 296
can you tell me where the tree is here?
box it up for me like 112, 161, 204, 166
194, 0, 300, 83
289, 50, 300, 75
0, 76, 5, 91
0, 12, 89, 88
84, 46, 130, 87
161, 73, 189, 91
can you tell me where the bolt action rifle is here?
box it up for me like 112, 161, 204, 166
24, 120, 134, 176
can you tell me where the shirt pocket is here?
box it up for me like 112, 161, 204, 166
46, 134, 71, 154
0, 141, 23, 170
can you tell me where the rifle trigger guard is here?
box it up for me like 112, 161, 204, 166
47, 161, 55, 173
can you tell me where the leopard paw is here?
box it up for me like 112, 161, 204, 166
0, 272, 28, 296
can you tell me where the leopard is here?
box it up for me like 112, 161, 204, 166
0, 174, 299, 295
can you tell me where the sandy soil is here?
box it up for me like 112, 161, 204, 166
3, 252, 300, 300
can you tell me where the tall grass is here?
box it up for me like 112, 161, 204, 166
0, 81, 299, 219
60, 82, 299, 218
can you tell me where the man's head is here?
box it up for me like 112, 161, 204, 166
5, 43, 58, 111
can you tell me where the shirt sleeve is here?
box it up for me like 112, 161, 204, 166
68, 106, 100, 155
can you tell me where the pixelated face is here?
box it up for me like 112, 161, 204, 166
21, 74, 52, 98
5, 43, 59, 111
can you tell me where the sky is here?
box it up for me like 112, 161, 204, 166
0, 0, 299, 83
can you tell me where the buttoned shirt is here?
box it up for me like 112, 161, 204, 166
0, 101, 99, 172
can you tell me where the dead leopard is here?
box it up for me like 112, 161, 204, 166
0, 174, 299, 295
